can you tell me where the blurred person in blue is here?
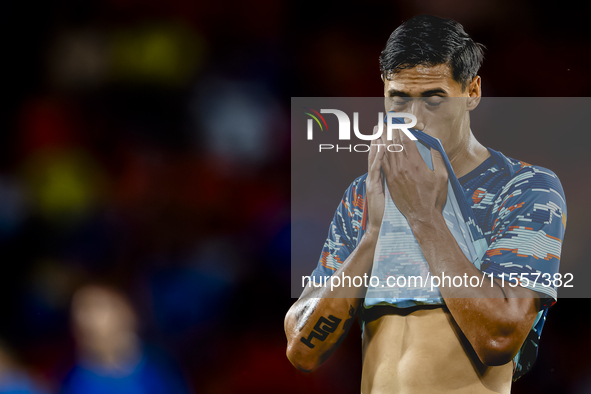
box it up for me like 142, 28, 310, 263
60, 284, 190, 394
0, 341, 48, 394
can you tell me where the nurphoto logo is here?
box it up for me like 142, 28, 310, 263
303, 109, 417, 153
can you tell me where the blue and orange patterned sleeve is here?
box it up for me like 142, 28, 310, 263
310, 175, 367, 284
480, 165, 567, 308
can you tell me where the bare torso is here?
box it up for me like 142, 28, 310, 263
361, 306, 513, 394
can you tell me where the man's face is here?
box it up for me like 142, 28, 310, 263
382, 64, 480, 155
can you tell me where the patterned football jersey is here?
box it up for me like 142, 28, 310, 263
309, 147, 567, 380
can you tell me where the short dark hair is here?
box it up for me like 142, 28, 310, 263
379, 15, 485, 90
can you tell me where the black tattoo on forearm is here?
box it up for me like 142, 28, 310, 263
300, 315, 342, 349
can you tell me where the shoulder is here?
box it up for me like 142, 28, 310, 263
335, 173, 369, 237
340, 173, 368, 208
489, 154, 567, 235
346, 173, 368, 193
496, 154, 566, 206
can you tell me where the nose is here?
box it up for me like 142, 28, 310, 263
409, 100, 425, 131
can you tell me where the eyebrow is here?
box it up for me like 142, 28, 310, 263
387, 88, 448, 97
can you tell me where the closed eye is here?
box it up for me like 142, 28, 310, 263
391, 97, 412, 105
423, 97, 444, 107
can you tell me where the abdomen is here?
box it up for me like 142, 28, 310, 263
361, 306, 512, 394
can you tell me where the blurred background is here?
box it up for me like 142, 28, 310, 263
2, 0, 591, 393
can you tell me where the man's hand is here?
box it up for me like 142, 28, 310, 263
366, 126, 386, 232
381, 124, 448, 224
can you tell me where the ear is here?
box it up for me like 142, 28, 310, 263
466, 75, 481, 111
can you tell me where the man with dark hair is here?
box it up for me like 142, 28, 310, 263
285, 15, 566, 393
380, 15, 485, 90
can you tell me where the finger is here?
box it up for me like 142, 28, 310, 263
379, 121, 392, 169
368, 126, 378, 168
380, 147, 390, 174
369, 125, 383, 175
370, 142, 385, 182
379, 120, 393, 169
399, 125, 420, 160
397, 123, 408, 159
379, 121, 388, 145
389, 127, 403, 170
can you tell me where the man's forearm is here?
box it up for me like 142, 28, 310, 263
409, 212, 539, 365
285, 228, 379, 372
410, 212, 504, 298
